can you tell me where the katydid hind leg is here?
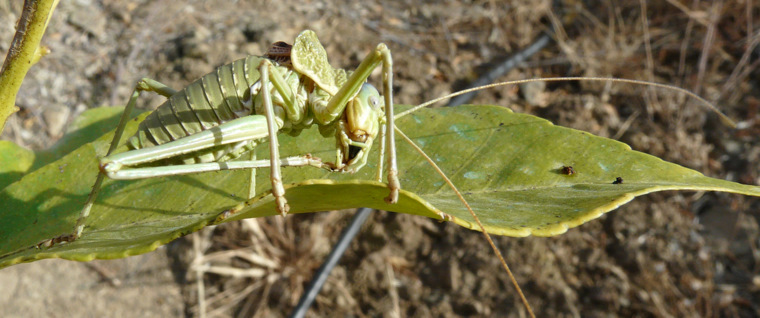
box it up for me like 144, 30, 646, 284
102, 115, 270, 171
138, 78, 179, 98
46, 78, 180, 246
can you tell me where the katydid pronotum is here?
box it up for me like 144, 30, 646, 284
40, 30, 737, 317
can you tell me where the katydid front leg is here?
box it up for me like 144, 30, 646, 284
379, 46, 399, 204
314, 43, 400, 203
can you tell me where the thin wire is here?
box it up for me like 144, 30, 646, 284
446, 32, 553, 107
288, 208, 372, 318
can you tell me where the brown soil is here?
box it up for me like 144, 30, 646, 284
1, 1, 759, 317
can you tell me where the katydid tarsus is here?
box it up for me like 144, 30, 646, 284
41, 29, 736, 317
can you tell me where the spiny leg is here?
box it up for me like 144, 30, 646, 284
105, 155, 323, 179
102, 115, 269, 169
375, 122, 387, 182
379, 46, 399, 204
258, 60, 289, 216
95, 154, 323, 226
99, 112, 329, 178
46, 78, 178, 246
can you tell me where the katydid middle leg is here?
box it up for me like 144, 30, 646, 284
257, 59, 290, 216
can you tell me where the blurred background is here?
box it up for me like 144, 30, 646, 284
1, 0, 758, 317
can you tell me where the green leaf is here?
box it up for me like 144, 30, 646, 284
32, 106, 145, 171
0, 106, 144, 189
1, 105, 758, 268
0, 141, 34, 190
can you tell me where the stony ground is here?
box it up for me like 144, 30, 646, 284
1, 1, 759, 317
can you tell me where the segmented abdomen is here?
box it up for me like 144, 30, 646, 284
128, 55, 264, 151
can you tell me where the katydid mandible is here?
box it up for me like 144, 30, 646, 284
54, 30, 399, 244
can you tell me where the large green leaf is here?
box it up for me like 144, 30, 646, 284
1, 105, 758, 268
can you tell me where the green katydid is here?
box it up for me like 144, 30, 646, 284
33, 29, 535, 314
47, 30, 396, 244
37, 29, 742, 317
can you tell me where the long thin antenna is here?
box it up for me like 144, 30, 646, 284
396, 77, 737, 128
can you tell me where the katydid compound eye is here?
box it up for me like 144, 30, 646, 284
369, 95, 379, 108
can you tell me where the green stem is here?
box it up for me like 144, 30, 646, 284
0, 0, 60, 132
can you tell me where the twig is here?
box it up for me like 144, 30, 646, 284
693, 1, 723, 96
0, 0, 60, 131
386, 262, 400, 318
192, 232, 207, 318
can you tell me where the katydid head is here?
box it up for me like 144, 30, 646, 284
336, 83, 384, 172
